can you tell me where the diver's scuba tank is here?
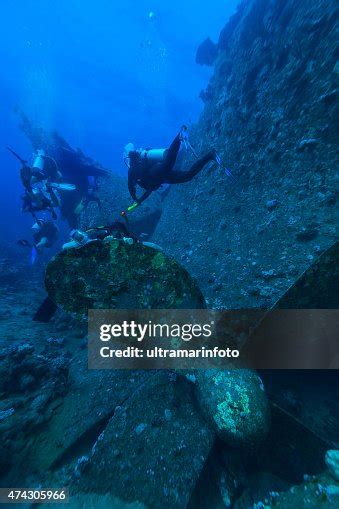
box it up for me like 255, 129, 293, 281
32, 149, 46, 173
124, 144, 168, 168
140, 148, 168, 163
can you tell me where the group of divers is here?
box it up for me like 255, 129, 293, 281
10, 126, 229, 264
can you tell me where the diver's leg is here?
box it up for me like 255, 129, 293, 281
163, 133, 181, 171
29, 209, 38, 221
49, 207, 58, 220
142, 241, 163, 251
36, 237, 48, 249
48, 188, 60, 207
36, 237, 48, 253
62, 240, 79, 251
165, 151, 214, 184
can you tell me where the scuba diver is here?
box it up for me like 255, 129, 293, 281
8, 146, 75, 219
126, 126, 219, 207
21, 182, 60, 219
62, 221, 162, 251
62, 221, 138, 250
7, 147, 62, 187
18, 219, 59, 264
74, 176, 102, 216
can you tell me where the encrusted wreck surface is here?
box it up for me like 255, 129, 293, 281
45, 239, 206, 315
2, 2, 337, 507
153, 0, 338, 309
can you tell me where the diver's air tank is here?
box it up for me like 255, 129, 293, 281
32, 149, 46, 172
140, 148, 168, 162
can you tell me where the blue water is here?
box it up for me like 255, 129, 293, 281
0, 0, 237, 240
0, 1, 337, 501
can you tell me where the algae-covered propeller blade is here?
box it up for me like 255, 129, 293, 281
45, 239, 205, 316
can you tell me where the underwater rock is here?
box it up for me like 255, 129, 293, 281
296, 224, 319, 241
24, 362, 152, 476
0, 243, 31, 287
196, 37, 218, 66
46, 336, 65, 346
153, 0, 338, 309
74, 372, 214, 509
74, 456, 90, 478
233, 471, 289, 509
0, 343, 70, 482
319, 89, 337, 106
297, 138, 318, 152
0, 408, 15, 421
59, 494, 146, 508
45, 239, 205, 317
266, 199, 279, 211
275, 241, 338, 309
318, 191, 336, 207
325, 450, 339, 481
0, 343, 69, 398
194, 370, 270, 449
249, 472, 339, 508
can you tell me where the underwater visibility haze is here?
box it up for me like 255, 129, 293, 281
0, 0, 234, 240
0, 0, 338, 508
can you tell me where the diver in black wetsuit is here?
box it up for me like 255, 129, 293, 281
22, 190, 55, 219
62, 221, 138, 250
74, 176, 102, 216
127, 127, 217, 205
18, 219, 59, 264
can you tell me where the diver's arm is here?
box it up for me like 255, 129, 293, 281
136, 189, 152, 205
128, 172, 138, 201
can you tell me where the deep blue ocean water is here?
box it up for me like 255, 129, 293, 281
0, 1, 337, 502
0, 0, 237, 240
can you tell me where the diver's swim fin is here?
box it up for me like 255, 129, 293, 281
17, 240, 38, 264
214, 152, 233, 177
30, 247, 38, 265
33, 297, 58, 322
49, 182, 76, 191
